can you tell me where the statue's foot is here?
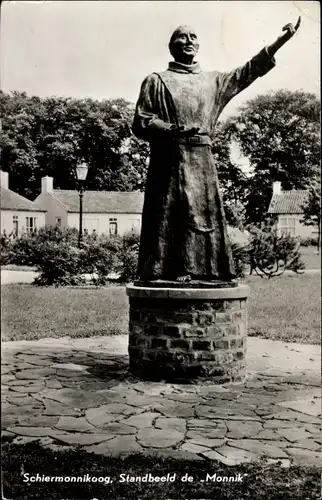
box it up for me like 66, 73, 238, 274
176, 274, 192, 283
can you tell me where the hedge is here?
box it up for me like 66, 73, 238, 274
1, 226, 305, 285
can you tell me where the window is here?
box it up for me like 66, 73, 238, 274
109, 218, 118, 236
26, 217, 36, 234
13, 215, 19, 236
279, 217, 296, 236
55, 217, 62, 227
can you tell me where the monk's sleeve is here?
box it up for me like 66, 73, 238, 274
132, 74, 174, 140
216, 47, 276, 110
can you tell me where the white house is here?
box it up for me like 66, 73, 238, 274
34, 176, 144, 236
0, 171, 46, 235
268, 181, 318, 239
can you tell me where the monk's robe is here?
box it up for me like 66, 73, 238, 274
132, 48, 275, 281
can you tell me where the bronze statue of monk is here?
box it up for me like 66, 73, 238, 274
133, 19, 301, 283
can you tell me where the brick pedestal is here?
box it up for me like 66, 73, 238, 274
126, 284, 249, 383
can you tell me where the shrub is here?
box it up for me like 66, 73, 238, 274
248, 226, 305, 279
118, 230, 140, 282
299, 236, 319, 247
32, 228, 122, 286
0, 232, 12, 265
30, 225, 79, 244
5, 227, 142, 286
34, 241, 85, 286
7, 232, 40, 266
95, 233, 123, 255
119, 246, 139, 282
231, 241, 248, 278
80, 240, 120, 285
120, 230, 140, 249
5, 226, 80, 266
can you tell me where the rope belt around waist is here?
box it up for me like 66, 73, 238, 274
174, 134, 212, 146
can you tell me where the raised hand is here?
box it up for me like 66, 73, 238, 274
282, 16, 301, 40
267, 16, 301, 57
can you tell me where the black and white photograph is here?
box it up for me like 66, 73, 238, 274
0, 1, 320, 499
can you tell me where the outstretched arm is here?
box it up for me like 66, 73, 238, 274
214, 17, 301, 116
267, 17, 301, 57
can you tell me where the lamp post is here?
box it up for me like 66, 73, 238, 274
75, 162, 88, 247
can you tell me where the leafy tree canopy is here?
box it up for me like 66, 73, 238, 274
1, 89, 320, 232
0, 91, 148, 199
224, 90, 320, 224
212, 121, 248, 228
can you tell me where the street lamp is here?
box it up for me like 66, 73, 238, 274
75, 162, 88, 247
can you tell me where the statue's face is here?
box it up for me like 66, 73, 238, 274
170, 26, 199, 62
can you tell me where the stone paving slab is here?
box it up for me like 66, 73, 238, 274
1, 335, 321, 466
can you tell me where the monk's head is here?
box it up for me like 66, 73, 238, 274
168, 25, 199, 64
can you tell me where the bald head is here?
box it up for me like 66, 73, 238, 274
169, 25, 196, 46
168, 25, 199, 63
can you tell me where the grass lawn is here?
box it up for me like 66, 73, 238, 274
299, 245, 321, 269
2, 440, 319, 500
1, 285, 129, 341
1, 273, 320, 344
245, 273, 320, 344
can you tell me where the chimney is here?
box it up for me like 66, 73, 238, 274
0, 170, 9, 189
41, 176, 53, 193
273, 181, 281, 195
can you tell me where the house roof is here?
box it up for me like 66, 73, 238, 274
268, 190, 309, 214
50, 190, 144, 214
0, 187, 46, 212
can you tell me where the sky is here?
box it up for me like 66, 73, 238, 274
1, 0, 320, 121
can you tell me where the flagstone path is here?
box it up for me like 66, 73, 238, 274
2, 335, 321, 466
